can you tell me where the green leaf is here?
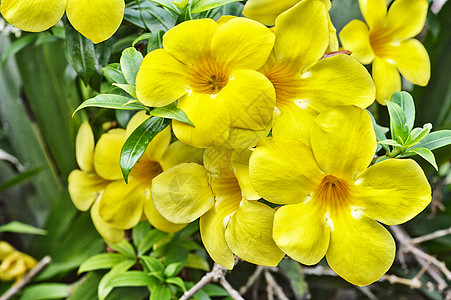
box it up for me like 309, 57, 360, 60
390, 91, 416, 132
191, 0, 241, 13
64, 19, 96, 85
120, 47, 143, 85
20, 283, 69, 300
405, 123, 432, 147
0, 221, 47, 235
202, 284, 228, 297
165, 277, 186, 292
1, 34, 38, 67
184, 254, 210, 271
140, 256, 165, 274
79, 254, 133, 273
68, 271, 103, 300
411, 130, 451, 151
176, 2, 193, 24
99, 260, 137, 300
133, 33, 153, 47
147, 31, 165, 52
0, 165, 46, 192
102, 63, 127, 84
164, 263, 183, 278
377, 139, 403, 147
112, 83, 137, 99
367, 110, 389, 152
103, 271, 157, 292
120, 117, 171, 182
150, 102, 194, 126
108, 240, 136, 259
400, 147, 438, 170
150, 285, 172, 300
278, 260, 308, 300
149, 0, 180, 14
137, 229, 167, 256
73, 94, 148, 115
385, 100, 410, 143
132, 222, 151, 250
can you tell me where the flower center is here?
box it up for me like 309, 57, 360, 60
313, 175, 353, 213
188, 60, 229, 94
129, 159, 163, 184
369, 26, 395, 58
265, 64, 301, 106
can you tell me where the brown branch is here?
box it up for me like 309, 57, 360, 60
410, 227, 451, 245
0, 256, 52, 300
239, 265, 264, 295
264, 269, 290, 300
218, 277, 245, 300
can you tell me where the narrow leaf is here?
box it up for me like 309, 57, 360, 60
377, 139, 403, 147
390, 91, 416, 131
0, 221, 46, 235
133, 33, 153, 47
165, 277, 186, 292
401, 147, 438, 170
113, 83, 137, 99
147, 31, 165, 52
138, 229, 167, 255
20, 284, 69, 300
150, 285, 172, 300
102, 63, 127, 84
120, 47, 144, 85
108, 240, 136, 259
412, 130, 451, 151
1, 34, 38, 67
184, 254, 210, 271
150, 103, 194, 126
104, 271, 158, 289
385, 100, 409, 143
73, 94, 148, 115
140, 256, 165, 274
120, 117, 171, 182
78, 253, 131, 273
405, 123, 432, 148
164, 263, 183, 278
98, 260, 137, 300
0, 165, 46, 191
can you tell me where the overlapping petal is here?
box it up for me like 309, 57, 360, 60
142, 126, 171, 163
273, 201, 330, 265
339, 20, 375, 64
1, 0, 66, 32
68, 170, 109, 211
225, 200, 284, 266
310, 106, 376, 181
66, 0, 124, 43
385, 0, 428, 40
372, 57, 401, 104
249, 137, 323, 205
75, 122, 95, 173
225, 122, 273, 150
93, 129, 125, 181
358, 0, 386, 29
242, 0, 299, 25
161, 141, 204, 171
326, 211, 395, 286
91, 199, 124, 244
230, 150, 260, 200
143, 195, 187, 233
135, 49, 190, 107
297, 54, 375, 112
355, 159, 431, 225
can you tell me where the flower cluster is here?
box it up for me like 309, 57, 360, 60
0, 241, 37, 282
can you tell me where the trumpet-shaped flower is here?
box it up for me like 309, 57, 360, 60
0, 241, 37, 282
135, 18, 276, 149
150, 147, 284, 269
249, 106, 431, 286
260, 0, 375, 145
0, 0, 124, 43
340, 0, 430, 103
243, 0, 338, 51
68, 112, 203, 243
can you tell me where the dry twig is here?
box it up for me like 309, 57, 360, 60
411, 227, 451, 245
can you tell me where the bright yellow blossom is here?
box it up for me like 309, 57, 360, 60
260, 0, 375, 145
68, 112, 203, 243
340, 0, 430, 104
0, 0, 124, 43
0, 241, 37, 282
249, 106, 431, 286
135, 17, 276, 149
150, 147, 284, 269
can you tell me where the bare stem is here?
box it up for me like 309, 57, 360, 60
264, 269, 290, 300
219, 277, 245, 300
410, 227, 451, 245
239, 265, 264, 295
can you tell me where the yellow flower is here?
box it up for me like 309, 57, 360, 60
249, 106, 431, 286
0, 241, 37, 282
339, 0, 430, 104
260, 0, 375, 145
68, 112, 203, 243
135, 18, 276, 149
243, 0, 338, 51
150, 147, 284, 269
0, 0, 124, 43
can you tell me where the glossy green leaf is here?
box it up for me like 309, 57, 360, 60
184, 254, 210, 271
140, 256, 165, 275
1, 34, 38, 67
411, 130, 451, 151
176, 2, 193, 24
133, 33, 153, 47
0, 221, 46, 235
165, 277, 186, 292
112, 83, 137, 99
147, 31, 165, 52
385, 100, 410, 143
120, 47, 143, 85
400, 147, 438, 170
390, 92, 416, 132
132, 222, 151, 250
68, 271, 103, 300
108, 240, 136, 259
64, 19, 96, 85
150, 102, 194, 126
120, 117, 171, 182
102, 63, 127, 84
20, 284, 69, 300
98, 260, 137, 300
73, 94, 148, 115
79, 253, 133, 273
150, 285, 172, 300
377, 139, 403, 147
191, 0, 241, 14
405, 123, 432, 147
103, 271, 157, 292
164, 263, 183, 278
137, 229, 167, 256
0, 165, 46, 192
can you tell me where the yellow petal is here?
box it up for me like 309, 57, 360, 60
326, 211, 395, 286
98, 181, 144, 229
216, 15, 236, 27
0, 0, 65, 32
385, 0, 428, 40
203, 147, 233, 174
372, 57, 401, 104
68, 170, 109, 211
242, 0, 299, 25
211, 17, 274, 70
143, 126, 171, 163
151, 163, 214, 224
91, 199, 124, 243
225, 117, 273, 150
161, 141, 204, 171
272, 102, 319, 146
225, 200, 284, 266
143, 194, 187, 233
339, 20, 375, 65
0, 252, 27, 281
66, 0, 124, 43
231, 150, 260, 200
273, 0, 329, 71
75, 122, 95, 173
220, 70, 275, 130
383, 40, 430, 86
0, 242, 15, 260
274, 201, 330, 265
136, 49, 189, 107
125, 110, 150, 136
358, 0, 386, 29
326, 13, 339, 52
94, 129, 126, 181
311, 106, 376, 181
355, 159, 431, 225
172, 93, 230, 148
163, 19, 218, 66
298, 54, 375, 112
249, 137, 323, 205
